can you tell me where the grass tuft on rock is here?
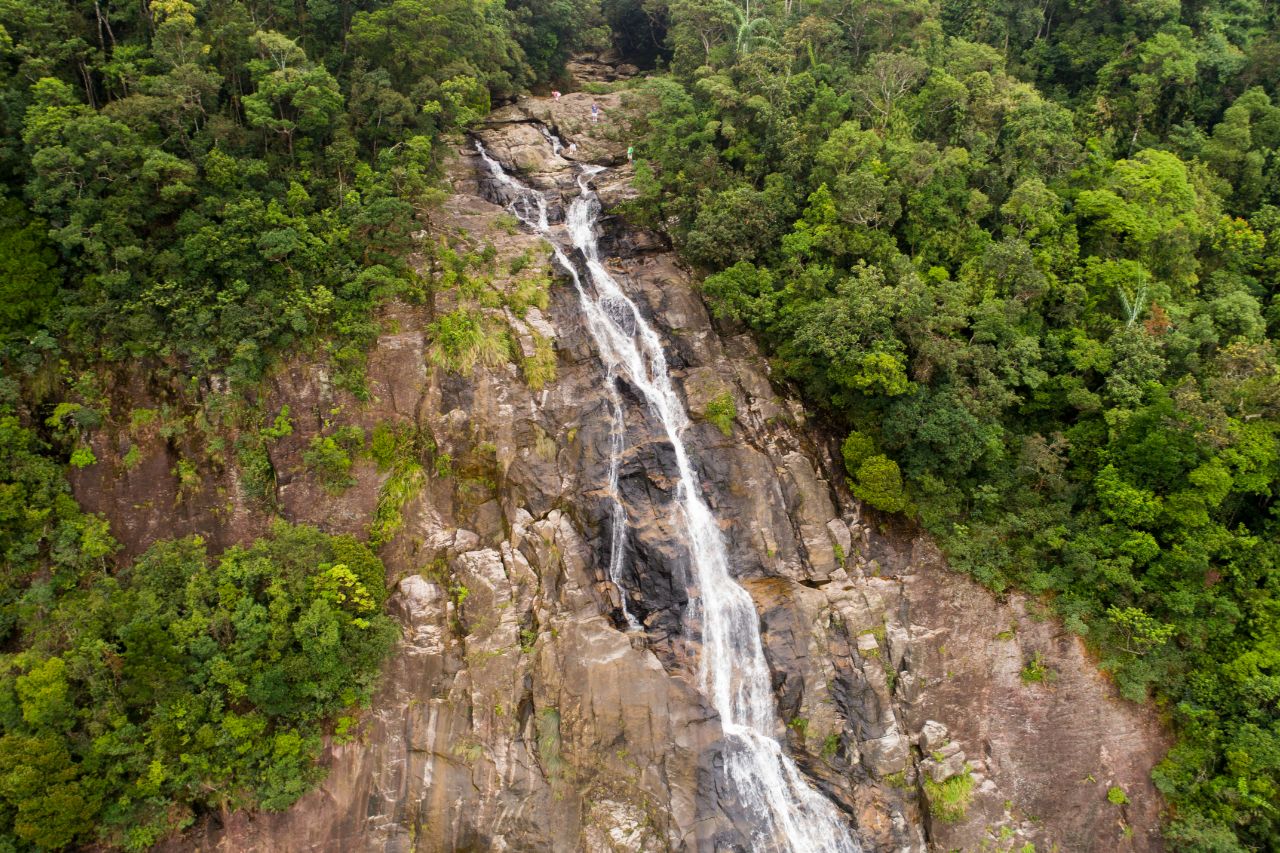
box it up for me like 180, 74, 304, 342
923, 768, 975, 823
428, 308, 511, 375
522, 332, 557, 391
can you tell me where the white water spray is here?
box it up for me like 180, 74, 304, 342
604, 376, 640, 630
474, 139, 858, 853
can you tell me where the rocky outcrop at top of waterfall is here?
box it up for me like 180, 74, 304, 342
78, 86, 1173, 852
480, 88, 642, 175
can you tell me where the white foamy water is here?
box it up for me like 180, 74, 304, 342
474, 140, 858, 853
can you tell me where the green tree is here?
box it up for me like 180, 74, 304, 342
852, 454, 909, 512
0, 198, 60, 334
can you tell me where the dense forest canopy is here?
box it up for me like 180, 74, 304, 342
616, 0, 1280, 848
0, 0, 604, 388
2, 0, 1279, 849
0, 0, 603, 849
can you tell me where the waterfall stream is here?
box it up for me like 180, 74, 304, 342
474, 138, 859, 853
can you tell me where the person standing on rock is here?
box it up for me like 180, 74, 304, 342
591, 102, 600, 123
552, 90, 561, 100
567, 142, 578, 157
627, 145, 634, 162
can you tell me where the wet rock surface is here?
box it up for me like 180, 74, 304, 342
95, 64, 1171, 853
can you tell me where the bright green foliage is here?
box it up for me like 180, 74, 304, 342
1106, 606, 1176, 656
852, 455, 909, 514
522, 333, 558, 391
262, 407, 295, 441
368, 463, 427, 547
634, 0, 1280, 844
304, 435, 356, 492
1020, 652, 1055, 685
0, 514, 394, 849
367, 422, 434, 547
1109, 786, 1130, 806
303, 426, 366, 493
841, 431, 876, 475
0, 413, 116, 642
923, 769, 975, 823
235, 406, 295, 506
428, 308, 512, 374
705, 391, 736, 436
67, 447, 96, 469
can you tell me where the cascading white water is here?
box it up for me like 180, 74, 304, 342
475, 142, 640, 629
537, 124, 564, 156
604, 378, 641, 630
475, 139, 858, 853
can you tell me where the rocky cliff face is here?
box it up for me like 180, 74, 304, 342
86, 86, 1169, 852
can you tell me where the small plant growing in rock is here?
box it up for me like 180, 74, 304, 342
537, 708, 566, 783
369, 422, 404, 470
434, 452, 453, 478
883, 771, 908, 789
452, 738, 485, 765
427, 308, 512, 375
821, 733, 840, 759
1020, 651, 1055, 684
129, 407, 159, 432
304, 428, 363, 493
421, 556, 450, 586
704, 390, 736, 436
333, 715, 357, 744
70, 446, 97, 468
923, 767, 975, 823
261, 405, 294, 440
1107, 786, 1128, 805
513, 276, 552, 316
172, 457, 200, 499
495, 213, 520, 235
368, 463, 426, 547
122, 444, 143, 470
522, 333, 557, 390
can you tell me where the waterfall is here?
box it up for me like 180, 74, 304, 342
474, 139, 859, 853
604, 377, 641, 630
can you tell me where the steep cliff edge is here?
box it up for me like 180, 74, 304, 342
77, 89, 1170, 851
